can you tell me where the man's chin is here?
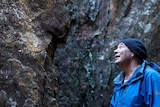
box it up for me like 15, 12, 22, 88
114, 60, 120, 65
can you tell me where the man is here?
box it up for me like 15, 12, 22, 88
110, 38, 160, 107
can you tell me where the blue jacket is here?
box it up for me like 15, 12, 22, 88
110, 60, 160, 107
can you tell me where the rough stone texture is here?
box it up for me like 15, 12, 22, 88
0, 0, 70, 107
0, 0, 160, 107
55, 0, 160, 107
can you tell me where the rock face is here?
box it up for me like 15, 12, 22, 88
0, 0, 70, 106
0, 0, 160, 107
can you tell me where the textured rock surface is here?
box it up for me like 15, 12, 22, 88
55, 0, 160, 107
0, 0, 69, 106
0, 0, 159, 107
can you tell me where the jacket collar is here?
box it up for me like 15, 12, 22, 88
144, 60, 160, 72
113, 60, 147, 85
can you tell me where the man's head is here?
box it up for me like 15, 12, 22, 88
121, 38, 148, 61
114, 38, 148, 65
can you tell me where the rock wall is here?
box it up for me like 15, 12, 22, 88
0, 0, 66, 106
55, 0, 160, 107
0, 0, 159, 107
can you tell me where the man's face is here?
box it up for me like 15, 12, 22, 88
114, 42, 134, 66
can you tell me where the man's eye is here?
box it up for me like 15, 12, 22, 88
118, 46, 122, 48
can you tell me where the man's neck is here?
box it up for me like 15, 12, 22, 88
121, 61, 141, 80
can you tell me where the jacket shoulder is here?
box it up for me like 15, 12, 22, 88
143, 61, 160, 76
144, 65, 160, 81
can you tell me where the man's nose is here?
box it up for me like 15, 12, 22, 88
114, 48, 118, 54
